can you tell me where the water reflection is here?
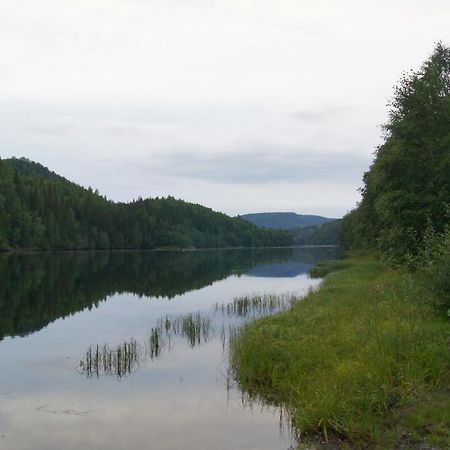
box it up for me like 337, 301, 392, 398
0, 247, 340, 450
0, 247, 339, 340
78, 293, 295, 379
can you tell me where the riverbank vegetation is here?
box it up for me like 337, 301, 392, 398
340, 43, 450, 263
230, 257, 449, 448
230, 44, 450, 448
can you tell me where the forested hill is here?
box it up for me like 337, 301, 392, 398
7, 158, 66, 182
290, 219, 342, 246
0, 158, 292, 251
240, 212, 335, 230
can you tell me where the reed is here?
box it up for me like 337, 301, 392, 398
78, 293, 296, 380
214, 293, 293, 319
79, 338, 140, 378
156, 312, 213, 347
149, 327, 164, 359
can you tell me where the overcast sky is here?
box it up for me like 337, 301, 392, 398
1, 0, 449, 217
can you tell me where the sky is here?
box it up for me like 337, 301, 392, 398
1, 0, 449, 218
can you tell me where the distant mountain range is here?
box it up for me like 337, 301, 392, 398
240, 212, 336, 230
240, 212, 341, 246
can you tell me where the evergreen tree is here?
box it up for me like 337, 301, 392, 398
0, 158, 292, 251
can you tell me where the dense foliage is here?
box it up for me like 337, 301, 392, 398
341, 43, 450, 260
0, 158, 291, 250
420, 226, 450, 310
290, 219, 341, 245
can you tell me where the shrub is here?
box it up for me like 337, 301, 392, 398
420, 227, 450, 313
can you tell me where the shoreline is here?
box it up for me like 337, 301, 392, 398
0, 244, 340, 255
230, 256, 449, 449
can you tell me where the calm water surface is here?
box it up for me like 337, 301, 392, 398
0, 247, 340, 450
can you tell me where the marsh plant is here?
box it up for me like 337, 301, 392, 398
214, 293, 294, 319
148, 327, 164, 359
78, 339, 140, 379
156, 312, 213, 347
78, 293, 295, 379
78, 312, 214, 378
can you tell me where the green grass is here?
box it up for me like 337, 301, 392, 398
230, 257, 450, 449
309, 259, 353, 278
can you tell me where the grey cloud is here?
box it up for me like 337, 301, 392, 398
289, 106, 352, 123
99, 122, 146, 138
139, 147, 369, 185
22, 125, 73, 136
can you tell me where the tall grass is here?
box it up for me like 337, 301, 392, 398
79, 339, 140, 378
214, 293, 293, 318
156, 312, 213, 347
78, 312, 215, 377
77, 292, 296, 378
230, 257, 450, 448
149, 327, 164, 358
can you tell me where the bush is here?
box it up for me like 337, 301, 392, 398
309, 259, 351, 278
420, 227, 450, 313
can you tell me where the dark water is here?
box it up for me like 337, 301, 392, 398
0, 247, 340, 450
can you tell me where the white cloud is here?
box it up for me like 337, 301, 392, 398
1, 0, 449, 215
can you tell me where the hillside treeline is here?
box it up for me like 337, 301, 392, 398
0, 158, 291, 251
290, 220, 341, 246
341, 43, 450, 309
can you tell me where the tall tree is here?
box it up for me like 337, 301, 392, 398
342, 43, 450, 258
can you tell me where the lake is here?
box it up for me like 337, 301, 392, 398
0, 247, 340, 450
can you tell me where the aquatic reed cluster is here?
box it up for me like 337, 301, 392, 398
78, 339, 140, 378
156, 312, 213, 348
78, 312, 214, 377
78, 293, 295, 378
214, 293, 293, 318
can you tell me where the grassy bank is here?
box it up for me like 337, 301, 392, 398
230, 257, 450, 449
